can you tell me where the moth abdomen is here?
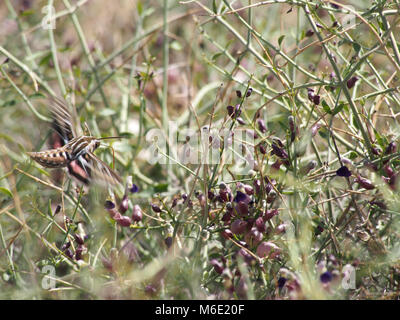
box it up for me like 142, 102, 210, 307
27, 148, 70, 168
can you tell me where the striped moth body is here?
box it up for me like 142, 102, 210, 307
28, 96, 122, 187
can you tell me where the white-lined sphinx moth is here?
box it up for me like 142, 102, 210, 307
27, 96, 122, 187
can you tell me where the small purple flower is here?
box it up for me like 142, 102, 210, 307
233, 191, 250, 203
346, 76, 359, 89
104, 200, 115, 210
246, 88, 253, 97
320, 271, 333, 283
236, 90, 242, 98
129, 184, 139, 193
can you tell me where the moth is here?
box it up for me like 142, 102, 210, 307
27, 96, 122, 187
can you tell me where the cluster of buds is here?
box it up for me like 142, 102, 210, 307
307, 88, 320, 105
61, 224, 88, 261
104, 177, 141, 227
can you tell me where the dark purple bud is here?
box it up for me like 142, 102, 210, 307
385, 141, 397, 155
336, 165, 351, 177
231, 219, 248, 235
384, 165, 394, 177
236, 117, 246, 125
305, 29, 314, 37
320, 271, 333, 283
117, 215, 132, 227
316, 23, 323, 28
330, 3, 339, 9
233, 191, 250, 203
227, 105, 234, 117
275, 223, 287, 234
238, 248, 254, 265
356, 175, 375, 190
171, 198, 178, 208
266, 190, 277, 204
271, 142, 288, 159
61, 241, 71, 251
74, 234, 84, 245
54, 204, 61, 215
129, 184, 139, 193
346, 76, 359, 89
257, 118, 267, 133
277, 277, 287, 289
263, 209, 279, 221
234, 104, 241, 117
210, 259, 224, 274
151, 203, 162, 213
255, 217, 266, 233
236, 90, 242, 98
253, 179, 261, 194
244, 185, 254, 195
119, 195, 129, 214
218, 229, 232, 241
132, 205, 143, 222
245, 227, 263, 247
256, 241, 281, 258
307, 88, 315, 102
65, 248, 74, 259
246, 88, 253, 97
235, 201, 249, 216
271, 159, 282, 171
313, 95, 320, 105
259, 143, 267, 155
181, 193, 188, 201
165, 236, 173, 248
75, 244, 84, 260
105, 200, 115, 210
208, 190, 215, 200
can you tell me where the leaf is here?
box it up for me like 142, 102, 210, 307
352, 42, 361, 54
278, 35, 285, 47
321, 100, 331, 114
154, 183, 168, 193
332, 103, 344, 115
0, 187, 13, 198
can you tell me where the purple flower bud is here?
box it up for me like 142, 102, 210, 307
221, 229, 233, 239
117, 215, 132, 227
271, 159, 282, 171
236, 90, 242, 98
54, 204, 61, 215
259, 143, 267, 155
165, 236, 173, 248
231, 219, 248, 235
236, 117, 246, 125
311, 123, 322, 137
238, 248, 254, 265
65, 248, 74, 259
227, 105, 234, 117
151, 203, 162, 213
305, 29, 314, 37
132, 205, 143, 222
246, 88, 253, 97
384, 165, 394, 177
313, 95, 320, 105
271, 142, 288, 159
275, 223, 287, 234
129, 184, 139, 193
356, 175, 375, 190
74, 234, 84, 245
235, 201, 249, 216
244, 227, 263, 246
385, 141, 397, 155
320, 271, 333, 283
336, 165, 351, 177
346, 76, 359, 89
233, 191, 250, 203
171, 198, 178, 208
263, 209, 279, 221
210, 259, 224, 274
234, 104, 241, 117
61, 241, 71, 251
119, 195, 129, 214
307, 88, 315, 102
105, 200, 115, 210
257, 118, 267, 133
255, 217, 266, 233
75, 244, 85, 260
277, 277, 287, 288
244, 184, 254, 195
256, 241, 281, 258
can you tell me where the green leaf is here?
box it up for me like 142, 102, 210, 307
332, 103, 344, 115
154, 183, 168, 193
352, 42, 361, 54
321, 100, 331, 114
278, 35, 285, 47
0, 187, 12, 198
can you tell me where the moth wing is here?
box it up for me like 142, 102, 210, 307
49, 96, 81, 144
85, 151, 122, 187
